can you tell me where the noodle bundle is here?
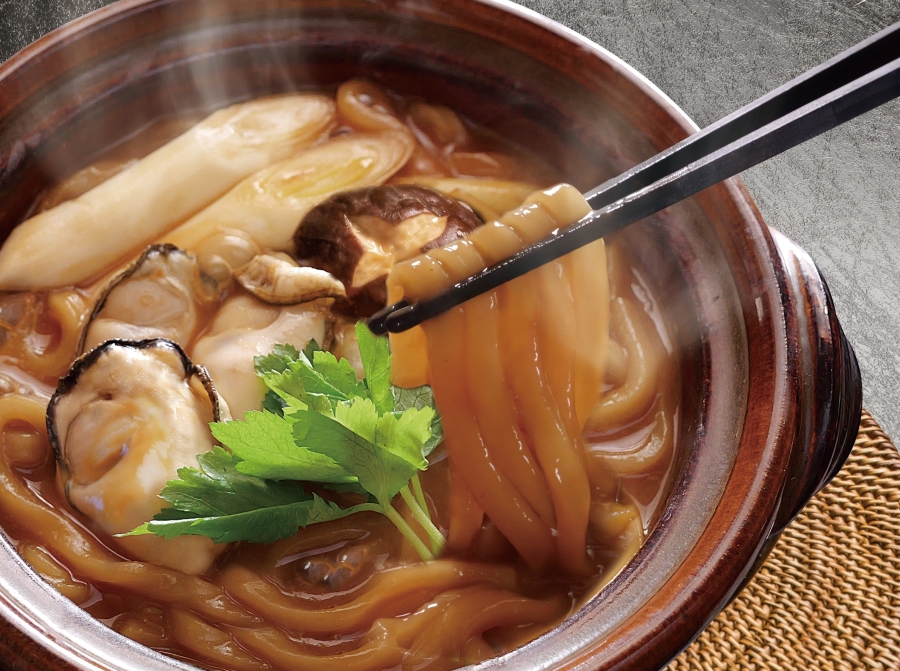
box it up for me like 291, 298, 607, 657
389, 185, 609, 573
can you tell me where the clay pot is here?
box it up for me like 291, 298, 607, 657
0, 1, 861, 669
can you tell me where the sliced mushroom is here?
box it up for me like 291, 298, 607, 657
80, 244, 202, 354
294, 185, 482, 314
191, 295, 331, 418
48, 339, 226, 574
235, 253, 346, 305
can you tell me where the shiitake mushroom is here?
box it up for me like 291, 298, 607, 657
293, 185, 483, 316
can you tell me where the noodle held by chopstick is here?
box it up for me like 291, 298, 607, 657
390, 185, 608, 573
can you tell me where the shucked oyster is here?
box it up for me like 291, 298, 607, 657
79, 244, 202, 353
191, 295, 330, 418
234, 252, 346, 305
48, 339, 226, 575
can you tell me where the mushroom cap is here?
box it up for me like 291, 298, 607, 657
293, 185, 482, 315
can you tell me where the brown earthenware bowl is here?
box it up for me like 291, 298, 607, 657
0, 1, 861, 670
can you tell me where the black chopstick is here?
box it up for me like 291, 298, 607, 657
368, 22, 900, 336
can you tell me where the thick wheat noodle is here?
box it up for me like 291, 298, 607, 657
393, 251, 483, 554
426, 240, 556, 528
465, 292, 556, 527
605, 240, 628, 298
405, 587, 568, 667
337, 80, 409, 134
447, 471, 483, 553
228, 586, 554, 671
586, 297, 660, 432
534, 258, 594, 512
605, 339, 628, 387
427, 307, 555, 569
219, 561, 517, 634
168, 608, 269, 671
569, 240, 609, 428
19, 291, 87, 380
390, 187, 602, 573
413, 240, 556, 555
498, 275, 591, 575
113, 616, 170, 650
440, 237, 555, 527
0, 395, 257, 627
595, 514, 643, 585
536, 259, 578, 427
462, 636, 496, 667
228, 614, 435, 671
589, 405, 673, 475
489, 191, 593, 572
524, 186, 609, 436
502, 196, 578, 436
17, 543, 91, 603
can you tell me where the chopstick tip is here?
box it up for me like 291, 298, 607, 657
367, 299, 410, 336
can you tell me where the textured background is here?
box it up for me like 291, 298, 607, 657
1, 0, 899, 441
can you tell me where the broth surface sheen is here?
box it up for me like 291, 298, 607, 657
0, 81, 679, 671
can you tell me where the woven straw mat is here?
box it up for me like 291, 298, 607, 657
667, 409, 900, 671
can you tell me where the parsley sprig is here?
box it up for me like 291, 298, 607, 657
124, 323, 445, 561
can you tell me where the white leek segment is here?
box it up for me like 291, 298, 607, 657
163, 130, 415, 254
0, 95, 336, 290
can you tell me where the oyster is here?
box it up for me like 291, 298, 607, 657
191, 295, 330, 418
48, 339, 226, 574
235, 253, 346, 305
80, 244, 201, 354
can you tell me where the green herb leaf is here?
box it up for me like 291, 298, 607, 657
211, 411, 354, 484
127, 495, 368, 544
376, 406, 433, 470
303, 339, 323, 361
311, 349, 367, 399
262, 390, 287, 416
262, 364, 342, 415
254, 343, 303, 376
356, 322, 393, 414
332, 396, 379, 442
291, 403, 420, 503
392, 385, 444, 455
121, 448, 368, 544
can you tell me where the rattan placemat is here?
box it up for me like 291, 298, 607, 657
668, 410, 900, 671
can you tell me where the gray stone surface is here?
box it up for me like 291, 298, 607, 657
1, 0, 899, 440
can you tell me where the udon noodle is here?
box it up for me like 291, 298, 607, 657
0, 79, 678, 671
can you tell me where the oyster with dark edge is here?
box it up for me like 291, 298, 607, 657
79, 244, 203, 354
48, 338, 227, 574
